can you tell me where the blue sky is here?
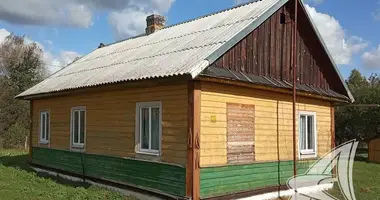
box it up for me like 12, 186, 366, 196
0, 0, 379, 78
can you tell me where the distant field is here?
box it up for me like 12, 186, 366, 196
0, 149, 136, 200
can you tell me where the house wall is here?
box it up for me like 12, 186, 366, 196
199, 81, 332, 198
30, 83, 188, 197
31, 83, 188, 165
369, 138, 380, 163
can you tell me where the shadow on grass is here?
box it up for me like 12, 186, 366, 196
0, 153, 91, 189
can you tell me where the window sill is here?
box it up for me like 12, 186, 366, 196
135, 151, 161, 162
300, 153, 317, 160
136, 151, 160, 156
39, 141, 49, 145
71, 146, 85, 152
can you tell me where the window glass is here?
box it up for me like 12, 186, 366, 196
46, 112, 50, 140
80, 111, 85, 144
42, 113, 46, 139
151, 107, 160, 150
141, 108, 150, 149
74, 111, 79, 144
307, 115, 314, 150
300, 115, 306, 150
40, 111, 50, 143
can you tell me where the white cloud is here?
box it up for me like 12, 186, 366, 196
109, 9, 148, 40
0, 0, 175, 39
108, 0, 175, 39
0, 28, 10, 42
0, 1, 93, 28
362, 45, 380, 69
305, 4, 368, 65
0, 28, 81, 74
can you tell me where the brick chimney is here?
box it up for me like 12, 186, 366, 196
145, 14, 165, 35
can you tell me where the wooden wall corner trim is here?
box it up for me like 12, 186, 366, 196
186, 82, 194, 197
186, 80, 201, 200
29, 100, 33, 162
331, 104, 335, 149
330, 103, 336, 177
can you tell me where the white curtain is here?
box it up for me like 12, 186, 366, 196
300, 115, 306, 150
307, 116, 314, 151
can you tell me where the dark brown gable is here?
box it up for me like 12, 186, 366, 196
205, 1, 348, 100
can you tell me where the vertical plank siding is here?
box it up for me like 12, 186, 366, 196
211, 1, 346, 96
200, 81, 332, 166
31, 83, 188, 165
369, 138, 380, 163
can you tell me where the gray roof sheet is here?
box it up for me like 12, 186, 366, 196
17, 0, 283, 98
17, 0, 353, 102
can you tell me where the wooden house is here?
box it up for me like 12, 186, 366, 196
368, 137, 380, 163
17, 0, 353, 199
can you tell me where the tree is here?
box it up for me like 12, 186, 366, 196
0, 34, 45, 148
335, 69, 380, 144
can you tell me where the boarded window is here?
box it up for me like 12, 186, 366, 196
227, 103, 255, 164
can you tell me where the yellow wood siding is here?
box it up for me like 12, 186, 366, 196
200, 81, 332, 166
32, 84, 188, 165
369, 138, 380, 163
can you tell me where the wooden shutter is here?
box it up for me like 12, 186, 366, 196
227, 103, 255, 164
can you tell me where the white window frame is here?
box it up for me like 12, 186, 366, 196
135, 101, 162, 155
70, 106, 86, 150
298, 111, 318, 159
39, 111, 50, 144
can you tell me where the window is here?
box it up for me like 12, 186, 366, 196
39, 111, 50, 144
299, 112, 317, 158
136, 102, 162, 155
71, 107, 86, 149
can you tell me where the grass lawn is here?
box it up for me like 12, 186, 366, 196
0, 149, 136, 200
276, 153, 380, 200
328, 161, 380, 200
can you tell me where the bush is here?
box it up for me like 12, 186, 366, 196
2, 122, 28, 149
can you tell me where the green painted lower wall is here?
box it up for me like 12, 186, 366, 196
200, 160, 315, 198
31, 147, 186, 197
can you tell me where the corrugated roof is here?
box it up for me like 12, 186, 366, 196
17, 0, 285, 98
17, 0, 353, 102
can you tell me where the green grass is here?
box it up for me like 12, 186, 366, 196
0, 149, 137, 200
274, 152, 380, 200
328, 161, 380, 200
